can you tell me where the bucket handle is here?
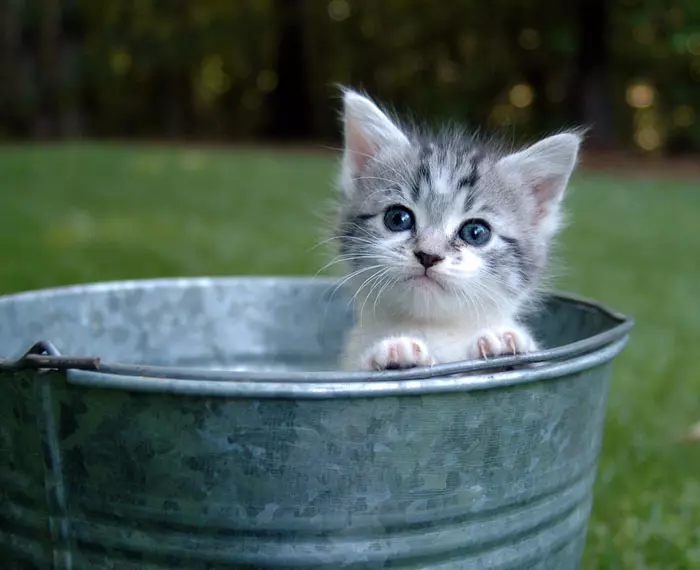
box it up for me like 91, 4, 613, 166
0, 341, 101, 373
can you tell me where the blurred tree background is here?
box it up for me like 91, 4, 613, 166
1, 0, 699, 154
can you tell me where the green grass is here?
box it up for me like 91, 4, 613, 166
1, 144, 699, 568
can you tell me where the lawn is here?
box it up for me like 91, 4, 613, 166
1, 144, 698, 568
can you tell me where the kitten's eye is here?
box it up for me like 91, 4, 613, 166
459, 219, 491, 246
383, 205, 415, 232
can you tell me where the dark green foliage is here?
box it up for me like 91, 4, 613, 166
0, 1, 699, 151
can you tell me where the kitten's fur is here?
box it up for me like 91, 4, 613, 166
333, 89, 581, 371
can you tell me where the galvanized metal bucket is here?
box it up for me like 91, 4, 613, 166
0, 277, 633, 569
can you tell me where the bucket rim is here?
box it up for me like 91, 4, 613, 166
0, 276, 633, 396
62, 336, 629, 398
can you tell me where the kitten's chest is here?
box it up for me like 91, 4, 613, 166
411, 324, 473, 362
360, 320, 478, 362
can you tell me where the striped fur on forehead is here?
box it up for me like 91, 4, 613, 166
407, 131, 488, 200
345, 126, 533, 238
405, 142, 513, 230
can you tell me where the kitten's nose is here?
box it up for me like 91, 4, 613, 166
414, 251, 443, 269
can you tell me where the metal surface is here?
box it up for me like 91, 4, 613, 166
0, 277, 633, 569
0, 341, 101, 373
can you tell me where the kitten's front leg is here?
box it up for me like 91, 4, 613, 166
466, 324, 537, 360
359, 337, 435, 371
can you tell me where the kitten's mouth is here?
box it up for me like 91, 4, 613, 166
405, 273, 447, 291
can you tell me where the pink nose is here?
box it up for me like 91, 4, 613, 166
414, 251, 443, 268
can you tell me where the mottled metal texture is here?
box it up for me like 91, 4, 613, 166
0, 277, 633, 569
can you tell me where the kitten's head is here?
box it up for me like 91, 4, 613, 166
333, 88, 581, 322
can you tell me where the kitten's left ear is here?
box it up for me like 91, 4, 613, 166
339, 88, 409, 195
496, 132, 581, 234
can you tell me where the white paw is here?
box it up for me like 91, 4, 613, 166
466, 327, 537, 360
361, 337, 435, 371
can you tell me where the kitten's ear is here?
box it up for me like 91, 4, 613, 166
340, 88, 409, 191
496, 132, 581, 234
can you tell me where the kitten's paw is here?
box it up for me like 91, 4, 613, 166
361, 337, 434, 371
467, 327, 537, 360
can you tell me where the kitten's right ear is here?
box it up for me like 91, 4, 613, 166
495, 132, 581, 237
340, 88, 409, 193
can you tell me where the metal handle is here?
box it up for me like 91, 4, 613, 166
0, 341, 101, 372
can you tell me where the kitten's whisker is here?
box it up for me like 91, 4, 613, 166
315, 254, 388, 276
324, 264, 385, 300
309, 234, 377, 251
340, 236, 377, 246
321, 232, 377, 247
458, 285, 484, 329
372, 274, 397, 317
475, 274, 514, 309
347, 272, 380, 303
471, 278, 514, 320
351, 267, 388, 304
334, 264, 383, 286
453, 287, 472, 315
350, 268, 389, 316
358, 268, 390, 320
335, 224, 381, 245
351, 176, 402, 186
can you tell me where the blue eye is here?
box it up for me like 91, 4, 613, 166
459, 219, 491, 246
384, 206, 414, 232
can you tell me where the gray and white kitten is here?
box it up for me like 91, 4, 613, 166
333, 89, 581, 371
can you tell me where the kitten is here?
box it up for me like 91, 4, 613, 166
332, 88, 581, 371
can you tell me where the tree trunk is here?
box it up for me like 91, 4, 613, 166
34, 0, 62, 137
0, 0, 21, 135
59, 0, 86, 137
162, 0, 194, 138
265, 0, 312, 141
572, 0, 613, 148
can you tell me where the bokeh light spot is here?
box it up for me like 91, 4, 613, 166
635, 127, 661, 151
197, 55, 231, 106
328, 0, 350, 22
688, 34, 700, 56
509, 84, 534, 108
626, 82, 655, 109
110, 49, 132, 75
